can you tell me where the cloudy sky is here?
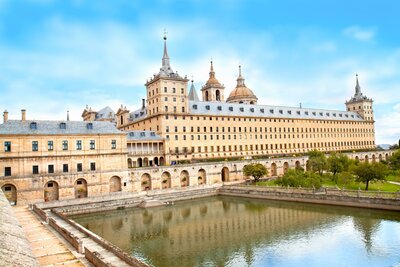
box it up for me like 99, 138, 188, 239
0, 0, 399, 145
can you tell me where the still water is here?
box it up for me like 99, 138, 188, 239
71, 196, 400, 267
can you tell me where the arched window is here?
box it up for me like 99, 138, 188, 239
216, 90, 221, 101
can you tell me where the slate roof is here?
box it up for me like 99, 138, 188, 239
125, 131, 164, 141
188, 101, 364, 121
0, 120, 123, 135
95, 106, 115, 120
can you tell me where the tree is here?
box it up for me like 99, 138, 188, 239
275, 169, 322, 189
352, 162, 387, 190
243, 163, 268, 182
307, 150, 327, 175
388, 149, 400, 170
327, 153, 351, 183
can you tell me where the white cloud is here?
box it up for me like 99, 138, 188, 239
343, 25, 376, 42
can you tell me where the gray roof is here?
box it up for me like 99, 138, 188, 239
0, 120, 123, 135
95, 106, 115, 120
125, 131, 164, 141
347, 75, 372, 103
128, 107, 147, 122
188, 101, 364, 121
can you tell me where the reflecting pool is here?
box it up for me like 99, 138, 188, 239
71, 196, 400, 267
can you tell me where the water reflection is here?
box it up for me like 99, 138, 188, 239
72, 196, 400, 267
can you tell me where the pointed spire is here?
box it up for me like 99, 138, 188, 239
236, 65, 245, 87
162, 29, 170, 70
188, 79, 200, 101
209, 60, 215, 79
355, 74, 361, 95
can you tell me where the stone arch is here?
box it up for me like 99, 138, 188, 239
364, 155, 369, 163
153, 157, 159, 166
74, 178, 88, 198
283, 162, 289, 174
137, 158, 143, 167
385, 153, 389, 161
198, 169, 206, 185
110, 176, 122, 192
205, 91, 209, 101
161, 172, 171, 189
180, 170, 189, 187
159, 157, 165, 166
216, 90, 221, 101
141, 173, 151, 191
295, 160, 301, 170
379, 154, 383, 161
221, 167, 229, 182
1, 184, 17, 205
305, 160, 311, 171
250, 101, 254, 104
372, 154, 376, 163
128, 158, 133, 168
355, 156, 360, 162
143, 157, 149, 167
44, 181, 59, 202
270, 163, 277, 176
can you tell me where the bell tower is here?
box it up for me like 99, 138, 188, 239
345, 74, 374, 121
201, 61, 225, 102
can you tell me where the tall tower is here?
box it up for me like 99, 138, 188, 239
201, 61, 225, 102
345, 74, 374, 121
145, 32, 189, 116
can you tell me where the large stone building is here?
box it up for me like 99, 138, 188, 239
0, 110, 129, 205
99, 35, 376, 164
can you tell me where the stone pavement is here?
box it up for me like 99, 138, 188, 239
13, 206, 90, 267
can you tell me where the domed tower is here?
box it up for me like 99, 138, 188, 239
345, 74, 374, 121
226, 66, 258, 104
201, 61, 225, 102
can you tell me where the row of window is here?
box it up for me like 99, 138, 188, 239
165, 125, 373, 134
171, 140, 375, 154
4, 140, 117, 152
3, 162, 96, 177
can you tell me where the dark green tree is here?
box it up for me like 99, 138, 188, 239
307, 150, 327, 175
352, 162, 387, 190
388, 149, 400, 170
243, 163, 268, 182
327, 153, 351, 183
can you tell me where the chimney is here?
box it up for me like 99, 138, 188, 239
21, 109, 26, 121
142, 99, 146, 109
3, 110, 8, 123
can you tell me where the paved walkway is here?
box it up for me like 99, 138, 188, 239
13, 206, 88, 267
388, 181, 400, 186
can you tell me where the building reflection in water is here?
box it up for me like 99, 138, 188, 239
72, 196, 400, 267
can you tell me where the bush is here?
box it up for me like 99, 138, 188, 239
337, 171, 354, 185
275, 170, 322, 189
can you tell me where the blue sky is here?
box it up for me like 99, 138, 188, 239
0, 0, 399, 144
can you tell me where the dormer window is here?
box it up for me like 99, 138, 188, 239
339, 114, 343, 117
192, 104, 198, 109
333, 113, 336, 117
30, 122, 37, 130
87, 123, 93, 129
250, 108, 254, 112
296, 111, 300, 115
59, 122, 66, 129
239, 107, 244, 112
129, 132, 135, 137
205, 105, 210, 110
217, 106, 222, 111
345, 114, 349, 118
270, 109, 274, 113
326, 113, 330, 116
287, 110, 292, 115
229, 107, 233, 111
260, 108, 264, 113
279, 110, 283, 114
150, 132, 156, 136
312, 112, 316, 116
305, 111, 309, 115
319, 112, 323, 116
140, 132, 145, 136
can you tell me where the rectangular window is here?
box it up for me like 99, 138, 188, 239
90, 162, 96, 171
90, 140, 95, 150
77, 163, 83, 172
4, 167, 11, 176
32, 141, 38, 151
62, 140, 68, 150
48, 165, 54, 174
63, 164, 68, 173
48, 141, 53, 151
4, 141, 11, 152
32, 165, 39, 174
111, 140, 116, 149
76, 140, 82, 150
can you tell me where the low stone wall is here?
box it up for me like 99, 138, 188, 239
48, 216, 83, 253
219, 185, 400, 211
0, 191, 39, 267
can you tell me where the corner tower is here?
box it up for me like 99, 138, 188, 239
345, 74, 374, 121
201, 61, 225, 102
145, 33, 189, 116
